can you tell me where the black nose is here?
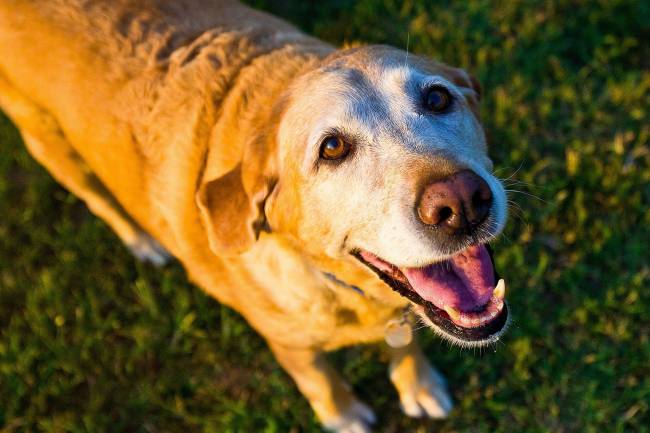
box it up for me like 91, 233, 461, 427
417, 170, 492, 235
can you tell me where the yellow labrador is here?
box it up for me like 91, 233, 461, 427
0, 1, 510, 431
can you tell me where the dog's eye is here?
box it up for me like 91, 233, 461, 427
424, 86, 452, 113
320, 136, 350, 160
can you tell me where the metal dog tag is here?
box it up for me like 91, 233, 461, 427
384, 318, 413, 348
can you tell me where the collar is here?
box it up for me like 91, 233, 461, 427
322, 272, 366, 297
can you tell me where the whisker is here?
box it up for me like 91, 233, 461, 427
506, 210, 525, 226
502, 179, 540, 189
507, 200, 526, 218
498, 230, 513, 245
505, 189, 549, 204
501, 160, 526, 182
403, 32, 410, 67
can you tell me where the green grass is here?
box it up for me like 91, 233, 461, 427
1, 0, 649, 432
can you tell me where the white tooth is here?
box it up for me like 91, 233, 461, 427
494, 279, 506, 299
444, 305, 461, 321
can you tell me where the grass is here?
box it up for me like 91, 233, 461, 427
1, 0, 648, 432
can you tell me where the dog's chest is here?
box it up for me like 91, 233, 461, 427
232, 237, 405, 349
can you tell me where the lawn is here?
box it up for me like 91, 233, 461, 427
1, 1, 648, 432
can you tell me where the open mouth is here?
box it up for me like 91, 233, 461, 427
354, 244, 509, 346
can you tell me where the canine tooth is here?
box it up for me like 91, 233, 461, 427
494, 279, 506, 299
444, 305, 461, 321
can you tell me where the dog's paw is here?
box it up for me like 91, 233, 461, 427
126, 232, 172, 266
393, 364, 453, 419
322, 400, 376, 433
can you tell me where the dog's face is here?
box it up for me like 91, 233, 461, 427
266, 46, 509, 346
197, 45, 510, 347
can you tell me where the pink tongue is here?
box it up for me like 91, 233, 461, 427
401, 245, 495, 311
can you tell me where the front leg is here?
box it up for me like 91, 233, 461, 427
269, 342, 376, 433
388, 339, 454, 419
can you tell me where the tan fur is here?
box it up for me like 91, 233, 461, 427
0, 1, 498, 430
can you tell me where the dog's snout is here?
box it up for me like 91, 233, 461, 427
417, 170, 492, 234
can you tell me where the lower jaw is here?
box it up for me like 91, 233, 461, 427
417, 301, 510, 347
353, 249, 510, 347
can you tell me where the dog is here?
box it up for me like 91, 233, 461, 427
0, 1, 510, 431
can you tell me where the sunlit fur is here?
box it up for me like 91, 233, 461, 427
0, 1, 507, 431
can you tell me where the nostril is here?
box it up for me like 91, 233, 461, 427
472, 190, 483, 207
472, 189, 491, 208
471, 184, 492, 224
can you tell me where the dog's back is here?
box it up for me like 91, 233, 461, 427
0, 0, 327, 266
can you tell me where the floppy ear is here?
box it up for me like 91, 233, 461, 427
196, 134, 277, 256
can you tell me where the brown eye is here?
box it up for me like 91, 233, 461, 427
320, 136, 350, 160
425, 86, 452, 113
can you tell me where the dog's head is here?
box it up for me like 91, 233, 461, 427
198, 45, 509, 347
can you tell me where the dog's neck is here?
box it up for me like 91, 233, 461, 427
322, 271, 366, 296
